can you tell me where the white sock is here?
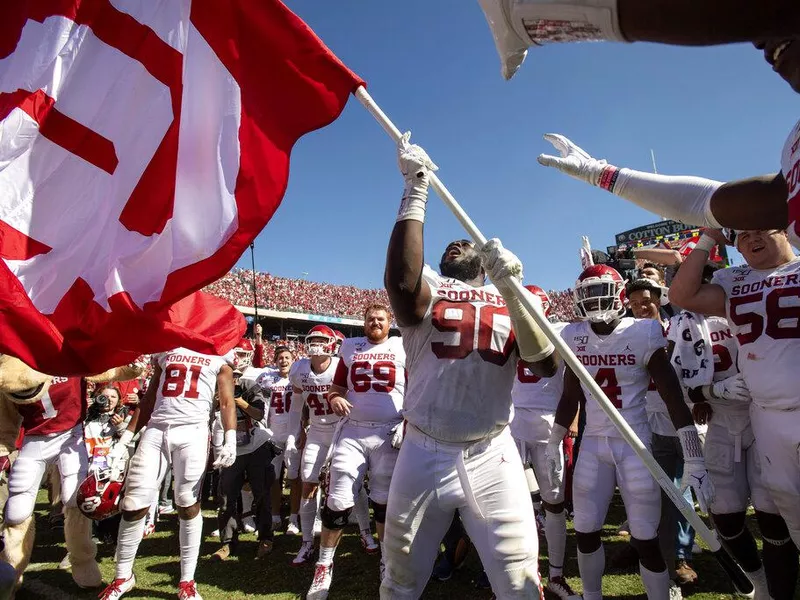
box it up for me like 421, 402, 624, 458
354, 489, 371, 532
318, 546, 336, 566
577, 546, 604, 600
272, 515, 281, 525
179, 513, 203, 583
639, 562, 670, 600
746, 566, 770, 600
241, 489, 254, 516
115, 517, 147, 580
300, 496, 317, 543
545, 509, 567, 579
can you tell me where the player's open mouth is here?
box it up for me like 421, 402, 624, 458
750, 244, 765, 253
10, 383, 45, 401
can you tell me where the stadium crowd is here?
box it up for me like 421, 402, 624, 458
203, 268, 577, 323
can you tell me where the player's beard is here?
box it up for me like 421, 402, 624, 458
366, 326, 387, 343
439, 254, 483, 283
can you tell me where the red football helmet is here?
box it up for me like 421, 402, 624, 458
573, 264, 626, 322
524, 285, 552, 319
234, 338, 255, 370
305, 325, 337, 356
332, 330, 345, 355
77, 467, 126, 521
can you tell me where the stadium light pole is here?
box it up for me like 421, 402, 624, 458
250, 242, 258, 327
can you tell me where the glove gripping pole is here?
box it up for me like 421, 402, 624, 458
354, 85, 752, 594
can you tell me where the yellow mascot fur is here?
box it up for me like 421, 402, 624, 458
0, 354, 144, 594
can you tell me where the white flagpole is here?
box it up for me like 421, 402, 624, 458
354, 85, 751, 593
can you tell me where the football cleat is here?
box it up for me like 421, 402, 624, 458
307, 563, 333, 600
99, 575, 136, 600
241, 517, 257, 534
177, 580, 203, 600
257, 540, 274, 559
547, 576, 582, 600
292, 541, 315, 566
360, 529, 379, 554
286, 520, 300, 536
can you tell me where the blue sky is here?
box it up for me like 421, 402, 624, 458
237, 1, 798, 292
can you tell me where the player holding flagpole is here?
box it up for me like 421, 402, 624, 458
380, 133, 558, 599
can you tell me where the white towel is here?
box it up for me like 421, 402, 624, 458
670, 310, 713, 388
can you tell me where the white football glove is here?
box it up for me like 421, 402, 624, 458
544, 424, 567, 489
677, 426, 715, 513
396, 131, 438, 223
213, 430, 237, 469
107, 430, 133, 478
705, 373, 751, 403
538, 134, 618, 189
389, 421, 406, 449
284, 435, 298, 456
479, 238, 523, 290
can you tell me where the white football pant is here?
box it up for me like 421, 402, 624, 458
573, 433, 660, 540
326, 419, 399, 510
6, 424, 87, 525
300, 424, 336, 483
380, 425, 541, 599
750, 404, 800, 548
704, 420, 776, 515
122, 423, 209, 511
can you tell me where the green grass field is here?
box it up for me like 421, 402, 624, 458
16, 490, 790, 599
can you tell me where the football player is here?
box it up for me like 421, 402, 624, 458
381, 134, 558, 600
510, 286, 579, 599
552, 264, 713, 600
670, 228, 800, 597
98, 348, 237, 600
307, 305, 406, 599
288, 325, 377, 566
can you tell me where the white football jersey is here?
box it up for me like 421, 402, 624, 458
149, 348, 231, 426
289, 357, 341, 427
561, 318, 664, 438
400, 266, 518, 443
782, 118, 800, 249
712, 259, 800, 410
255, 369, 294, 430
511, 321, 568, 412
332, 336, 405, 423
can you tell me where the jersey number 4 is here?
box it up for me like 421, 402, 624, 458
594, 368, 622, 408
431, 301, 515, 365
161, 364, 202, 399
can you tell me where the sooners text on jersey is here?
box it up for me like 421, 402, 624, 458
561, 317, 665, 438
333, 336, 406, 423
289, 357, 340, 427
149, 348, 230, 427
712, 259, 800, 410
16, 377, 85, 437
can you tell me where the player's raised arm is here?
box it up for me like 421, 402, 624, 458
668, 230, 728, 317
479, 0, 799, 80
384, 133, 436, 327
537, 134, 789, 233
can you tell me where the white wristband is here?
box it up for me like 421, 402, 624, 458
694, 234, 717, 253
396, 173, 430, 223
677, 425, 704, 461
223, 429, 237, 446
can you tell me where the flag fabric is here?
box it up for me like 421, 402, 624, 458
0, 0, 364, 375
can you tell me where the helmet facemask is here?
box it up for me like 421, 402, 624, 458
574, 279, 625, 323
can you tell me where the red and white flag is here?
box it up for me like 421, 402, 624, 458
0, 1, 364, 375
